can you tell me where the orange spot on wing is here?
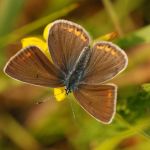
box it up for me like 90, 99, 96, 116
62, 26, 87, 41
68, 27, 74, 32
111, 50, 117, 56
74, 29, 81, 36
108, 90, 112, 98
96, 45, 105, 50
105, 46, 111, 52
80, 34, 87, 42
26, 52, 32, 57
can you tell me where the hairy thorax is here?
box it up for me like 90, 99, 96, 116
64, 46, 91, 94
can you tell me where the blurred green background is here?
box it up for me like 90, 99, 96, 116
0, 0, 150, 149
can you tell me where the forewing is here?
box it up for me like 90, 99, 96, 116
4, 46, 64, 87
82, 41, 128, 84
73, 84, 117, 124
48, 20, 90, 74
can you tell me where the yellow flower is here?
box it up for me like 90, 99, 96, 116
54, 87, 66, 102
21, 37, 51, 59
43, 23, 53, 40
21, 23, 66, 102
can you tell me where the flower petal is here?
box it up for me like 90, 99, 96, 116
54, 87, 66, 101
21, 37, 51, 60
95, 32, 118, 42
43, 23, 52, 40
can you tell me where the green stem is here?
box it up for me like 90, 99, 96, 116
102, 0, 123, 37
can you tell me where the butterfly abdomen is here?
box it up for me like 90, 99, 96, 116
65, 46, 91, 93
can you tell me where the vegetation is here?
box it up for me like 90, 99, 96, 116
0, 0, 150, 149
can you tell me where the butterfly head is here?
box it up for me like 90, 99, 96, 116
65, 87, 72, 95
64, 77, 76, 95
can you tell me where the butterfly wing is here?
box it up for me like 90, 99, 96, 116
73, 84, 117, 124
48, 20, 90, 74
4, 46, 64, 87
82, 41, 128, 84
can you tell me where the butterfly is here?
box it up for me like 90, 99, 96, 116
4, 20, 128, 124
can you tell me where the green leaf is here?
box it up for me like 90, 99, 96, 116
142, 83, 150, 92
0, 0, 25, 66
0, 0, 25, 36
94, 118, 150, 150
117, 25, 150, 49
118, 85, 150, 122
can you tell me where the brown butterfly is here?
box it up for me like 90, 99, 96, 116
4, 20, 128, 124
